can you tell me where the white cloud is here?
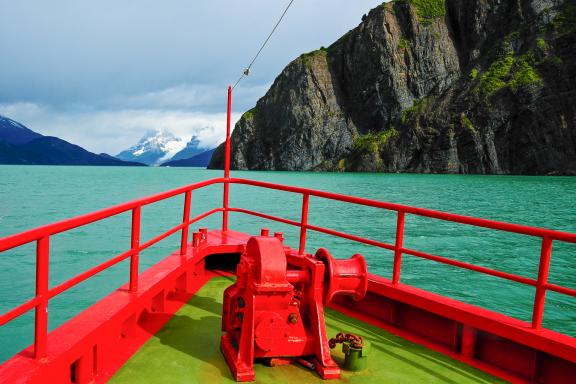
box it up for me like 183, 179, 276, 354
0, 82, 268, 155
0, 102, 241, 154
119, 83, 270, 112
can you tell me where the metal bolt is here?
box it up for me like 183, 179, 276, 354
192, 232, 202, 247
288, 313, 298, 324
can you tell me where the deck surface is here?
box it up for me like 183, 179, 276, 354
111, 277, 505, 384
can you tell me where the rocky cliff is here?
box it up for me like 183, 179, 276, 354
209, 0, 576, 175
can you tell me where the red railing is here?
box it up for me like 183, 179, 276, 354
0, 177, 224, 359
1, 176, 576, 362
225, 177, 576, 333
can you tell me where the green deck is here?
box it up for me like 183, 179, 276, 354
111, 277, 505, 383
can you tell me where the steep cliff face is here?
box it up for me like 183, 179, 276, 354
220, 51, 356, 171
210, 0, 576, 175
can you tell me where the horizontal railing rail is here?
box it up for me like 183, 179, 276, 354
0, 178, 223, 253
225, 177, 576, 332
228, 178, 576, 243
1, 176, 575, 362
0, 177, 224, 359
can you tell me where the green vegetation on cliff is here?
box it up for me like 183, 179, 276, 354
299, 47, 328, 68
337, 158, 347, 172
509, 55, 544, 91
460, 114, 476, 133
401, 97, 433, 124
398, 37, 411, 50
479, 53, 515, 96
353, 128, 399, 153
397, 0, 446, 25
469, 68, 479, 80
242, 107, 257, 120
479, 51, 543, 96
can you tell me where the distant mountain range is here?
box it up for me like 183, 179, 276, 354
169, 136, 205, 162
0, 115, 144, 166
115, 130, 186, 166
116, 130, 215, 167
0, 115, 216, 167
161, 148, 216, 167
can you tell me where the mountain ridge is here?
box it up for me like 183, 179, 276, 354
116, 130, 185, 166
0, 115, 43, 145
116, 130, 214, 166
0, 115, 145, 166
160, 148, 215, 167
169, 136, 205, 162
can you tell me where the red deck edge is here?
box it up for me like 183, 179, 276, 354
330, 275, 576, 384
1, 230, 576, 384
329, 300, 527, 384
0, 230, 249, 384
366, 276, 576, 364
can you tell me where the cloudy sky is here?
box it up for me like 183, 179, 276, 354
0, 0, 383, 154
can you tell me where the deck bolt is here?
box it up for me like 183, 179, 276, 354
192, 232, 202, 247
199, 228, 208, 241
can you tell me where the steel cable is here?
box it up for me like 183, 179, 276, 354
232, 0, 296, 90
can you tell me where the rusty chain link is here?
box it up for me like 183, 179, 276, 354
328, 331, 364, 349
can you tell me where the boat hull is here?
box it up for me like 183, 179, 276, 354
1, 230, 575, 383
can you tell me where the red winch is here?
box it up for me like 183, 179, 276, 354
220, 235, 368, 381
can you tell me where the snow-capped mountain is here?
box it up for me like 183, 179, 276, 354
116, 130, 186, 166
161, 148, 216, 168
169, 136, 205, 162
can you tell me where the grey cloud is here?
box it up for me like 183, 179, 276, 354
0, 102, 241, 153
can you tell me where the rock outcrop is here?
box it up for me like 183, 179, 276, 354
210, 0, 576, 175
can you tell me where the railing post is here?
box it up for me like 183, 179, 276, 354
180, 191, 192, 259
298, 194, 310, 255
461, 325, 477, 359
222, 85, 232, 232
392, 211, 406, 285
130, 206, 141, 292
222, 182, 230, 232
532, 237, 553, 329
34, 236, 49, 359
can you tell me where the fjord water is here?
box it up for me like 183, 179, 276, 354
0, 166, 575, 362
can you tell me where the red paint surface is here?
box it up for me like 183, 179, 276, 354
222, 86, 232, 232
0, 230, 248, 384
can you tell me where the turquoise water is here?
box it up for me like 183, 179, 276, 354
0, 166, 575, 362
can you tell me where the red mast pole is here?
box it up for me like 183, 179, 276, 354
222, 86, 232, 231
224, 86, 232, 178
